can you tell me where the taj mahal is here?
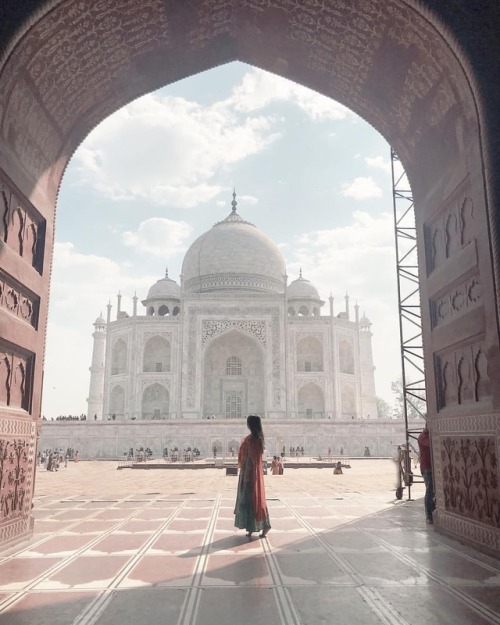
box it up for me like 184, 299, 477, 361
41, 197, 404, 458
87, 193, 378, 426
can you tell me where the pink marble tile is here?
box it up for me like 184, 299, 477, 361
0, 557, 62, 589
120, 555, 197, 587
119, 520, 164, 533
2, 590, 98, 624
168, 519, 209, 532
23, 535, 96, 556
203, 554, 272, 586
36, 556, 129, 589
95, 509, 130, 520
88, 534, 151, 554
68, 520, 120, 534
135, 508, 171, 521
177, 508, 212, 519
53, 510, 93, 521
149, 533, 204, 553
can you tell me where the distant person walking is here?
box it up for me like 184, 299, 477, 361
234, 415, 271, 539
418, 425, 435, 524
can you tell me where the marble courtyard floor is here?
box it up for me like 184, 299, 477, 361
0, 460, 499, 625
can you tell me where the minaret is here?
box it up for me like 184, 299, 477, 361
116, 292, 122, 319
358, 312, 377, 419
345, 292, 350, 320
133, 292, 138, 317
329, 293, 334, 317
87, 313, 107, 420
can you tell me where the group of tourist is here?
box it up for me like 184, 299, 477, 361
37, 448, 79, 470
42, 414, 87, 421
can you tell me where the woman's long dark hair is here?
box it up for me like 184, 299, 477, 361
247, 415, 264, 445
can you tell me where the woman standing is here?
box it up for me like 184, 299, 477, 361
234, 415, 271, 538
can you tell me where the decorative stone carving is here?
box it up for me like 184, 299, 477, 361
431, 275, 482, 328
296, 376, 326, 390
141, 378, 170, 391
436, 341, 492, 409
202, 320, 266, 347
143, 331, 173, 341
0, 175, 44, 273
440, 436, 499, 527
184, 273, 284, 294
427, 181, 475, 273
0, 272, 39, 328
0, 347, 32, 411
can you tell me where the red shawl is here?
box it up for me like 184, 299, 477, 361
238, 435, 267, 522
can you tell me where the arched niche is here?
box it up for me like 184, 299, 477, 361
297, 336, 324, 372
158, 305, 169, 317
203, 329, 265, 418
142, 383, 169, 420
111, 339, 127, 375
143, 335, 171, 373
339, 339, 354, 374
298, 382, 324, 419
109, 385, 125, 419
298, 305, 309, 317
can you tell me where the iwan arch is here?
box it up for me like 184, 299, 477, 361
0, 1, 499, 555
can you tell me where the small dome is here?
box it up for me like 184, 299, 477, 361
182, 192, 286, 294
287, 271, 321, 300
360, 314, 371, 325
94, 314, 106, 325
146, 271, 180, 300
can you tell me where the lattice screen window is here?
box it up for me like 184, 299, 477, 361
225, 391, 242, 419
226, 356, 242, 376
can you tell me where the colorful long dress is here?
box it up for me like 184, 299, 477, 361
234, 435, 271, 532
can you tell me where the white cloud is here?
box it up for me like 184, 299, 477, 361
341, 176, 382, 200
227, 68, 350, 121
71, 67, 350, 209
365, 155, 391, 173
122, 218, 192, 257
74, 92, 280, 208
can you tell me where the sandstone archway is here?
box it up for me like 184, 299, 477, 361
0, 1, 498, 554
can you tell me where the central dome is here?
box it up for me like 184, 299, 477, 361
182, 195, 286, 295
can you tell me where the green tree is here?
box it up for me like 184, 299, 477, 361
391, 378, 426, 419
376, 396, 392, 419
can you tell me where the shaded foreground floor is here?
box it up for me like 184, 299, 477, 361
0, 461, 499, 625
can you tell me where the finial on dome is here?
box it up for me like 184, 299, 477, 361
299, 268, 303, 279
231, 189, 237, 213
165, 267, 169, 278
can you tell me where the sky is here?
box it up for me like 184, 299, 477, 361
42, 61, 403, 418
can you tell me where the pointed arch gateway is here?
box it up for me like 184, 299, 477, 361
0, 0, 498, 553
203, 328, 265, 418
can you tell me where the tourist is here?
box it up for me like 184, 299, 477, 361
333, 461, 343, 475
418, 425, 435, 524
234, 415, 271, 539
271, 456, 280, 475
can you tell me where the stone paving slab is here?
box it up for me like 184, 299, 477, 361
0, 461, 498, 625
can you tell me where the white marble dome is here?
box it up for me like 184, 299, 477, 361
146, 271, 181, 300
182, 196, 286, 294
287, 272, 321, 300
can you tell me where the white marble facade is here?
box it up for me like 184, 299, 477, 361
87, 195, 377, 426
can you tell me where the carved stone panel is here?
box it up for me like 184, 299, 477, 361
440, 436, 499, 527
0, 418, 36, 548
0, 343, 33, 411
430, 274, 482, 329
435, 340, 492, 410
0, 175, 45, 273
425, 180, 476, 275
0, 271, 39, 328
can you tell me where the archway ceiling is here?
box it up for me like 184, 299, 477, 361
0, 0, 475, 198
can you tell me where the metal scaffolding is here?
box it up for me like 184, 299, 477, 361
391, 148, 427, 500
